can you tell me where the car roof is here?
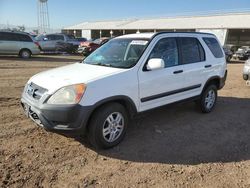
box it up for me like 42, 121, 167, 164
117, 32, 215, 40
117, 33, 155, 39
0, 31, 30, 35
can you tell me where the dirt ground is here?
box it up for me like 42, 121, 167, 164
0, 55, 250, 188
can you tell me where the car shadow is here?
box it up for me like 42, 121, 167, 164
0, 55, 83, 63
76, 96, 250, 165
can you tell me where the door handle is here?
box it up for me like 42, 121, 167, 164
173, 70, 183, 74
205, 65, 212, 68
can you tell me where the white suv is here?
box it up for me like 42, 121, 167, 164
21, 32, 227, 149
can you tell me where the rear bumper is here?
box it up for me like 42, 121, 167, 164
219, 70, 227, 89
21, 94, 93, 135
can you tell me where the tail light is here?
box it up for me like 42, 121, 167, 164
34, 42, 42, 50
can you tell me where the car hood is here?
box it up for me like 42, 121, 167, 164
29, 63, 126, 94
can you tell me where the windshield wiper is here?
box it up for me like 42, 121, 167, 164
91, 63, 112, 67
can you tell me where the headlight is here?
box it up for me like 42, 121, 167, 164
47, 84, 86, 105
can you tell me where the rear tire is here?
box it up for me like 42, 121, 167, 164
197, 85, 217, 113
20, 49, 31, 59
88, 103, 128, 149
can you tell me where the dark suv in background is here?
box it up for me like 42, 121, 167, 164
0, 31, 41, 58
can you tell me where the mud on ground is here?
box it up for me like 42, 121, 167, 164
0, 55, 250, 188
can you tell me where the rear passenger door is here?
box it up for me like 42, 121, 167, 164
37, 35, 50, 51
176, 36, 207, 98
50, 35, 64, 51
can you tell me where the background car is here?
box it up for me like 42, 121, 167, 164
233, 46, 250, 60
55, 41, 78, 54
35, 33, 81, 52
55, 37, 87, 54
223, 46, 233, 62
0, 31, 41, 58
78, 37, 110, 56
243, 59, 250, 80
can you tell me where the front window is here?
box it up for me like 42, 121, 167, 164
83, 38, 149, 69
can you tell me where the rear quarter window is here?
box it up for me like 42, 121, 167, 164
203, 37, 224, 58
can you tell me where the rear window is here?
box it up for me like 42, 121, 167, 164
203, 37, 224, 58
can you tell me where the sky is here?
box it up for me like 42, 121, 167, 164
0, 0, 250, 29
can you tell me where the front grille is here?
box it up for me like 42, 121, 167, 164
26, 82, 47, 100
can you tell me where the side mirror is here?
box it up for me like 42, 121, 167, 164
43, 37, 48, 41
146, 58, 165, 71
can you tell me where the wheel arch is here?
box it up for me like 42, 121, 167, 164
203, 76, 221, 92
19, 48, 32, 56
84, 95, 138, 131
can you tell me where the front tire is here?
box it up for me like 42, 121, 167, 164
88, 103, 129, 149
198, 85, 217, 113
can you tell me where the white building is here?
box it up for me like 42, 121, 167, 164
63, 12, 250, 46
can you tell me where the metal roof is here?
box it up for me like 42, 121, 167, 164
64, 13, 250, 30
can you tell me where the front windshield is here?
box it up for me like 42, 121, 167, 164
83, 38, 149, 69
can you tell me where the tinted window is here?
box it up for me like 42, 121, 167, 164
45, 35, 52, 40
179, 37, 205, 64
46, 35, 62, 41
149, 38, 178, 68
203, 37, 223, 58
66, 35, 75, 39
76, 38, 87, 42
54, 35, 64, 40
0, 32, 17, 41
16, 34, 32, 42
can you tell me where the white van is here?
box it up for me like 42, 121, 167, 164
0, 31, 40, 58
21, 32, 227, 149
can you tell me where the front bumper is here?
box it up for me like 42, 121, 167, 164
21, 93, 93, 135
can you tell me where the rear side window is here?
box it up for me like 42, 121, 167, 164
54, 35, 64, 40
0, 32, 16, 41
16, 34, 32, 42
149, 38, 179, 68
179, 37, 205, 64
203, 37, 223, 58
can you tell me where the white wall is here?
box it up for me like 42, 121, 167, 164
81, 30, 91, 39
196, 29, 228, 45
